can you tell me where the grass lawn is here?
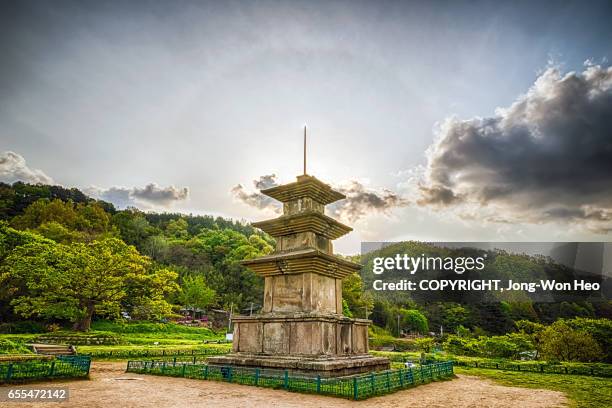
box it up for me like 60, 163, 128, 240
0, 320, 228, 358
455, 366, 612, 408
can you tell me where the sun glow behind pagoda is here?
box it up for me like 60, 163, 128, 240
208, 128, 389, 376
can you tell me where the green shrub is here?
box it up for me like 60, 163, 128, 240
0, 339, 32, 354
444, 333, 534, 359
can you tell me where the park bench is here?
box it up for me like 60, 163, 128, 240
28, 343, 77, 356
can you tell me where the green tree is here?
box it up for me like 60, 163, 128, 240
540, 320, 603, 362
441, 303, 471, 332
35, 221, 83, 244
2, 238, 175, 331
342, 272, 373, 318
166, 218, 189, 239
565, 317, 612, 362
516, 320, 545, 359
179, 275, 217, 319
400, 309, 429, 334
370, 300, 393, 329
11, 199, 113, 241
0, 222, 53, 320
112, 210, 155, 248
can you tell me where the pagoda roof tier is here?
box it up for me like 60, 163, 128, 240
242, 248, 361, 279
261, 175, 345, 205
252, 210, 352, 240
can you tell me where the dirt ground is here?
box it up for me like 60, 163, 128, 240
2, 362, 567, 408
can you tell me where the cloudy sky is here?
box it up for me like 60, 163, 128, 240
1, 0, 612, 253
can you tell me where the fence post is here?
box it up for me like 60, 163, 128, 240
255, 368, 260, 386
370, 372, 375, 394
6, 363, 13, 382
420, 365, 424, 383
182, 364, 187, 377
386, 371, 390, 391
228, 366, 233, 383
284, 370, 288, 390
408, 367, 413, 384
48, 361, 56, 377
429, 364, 433, 379
399, 368, 404, 387
316, 375, 321, 393
204, 365, 209, 380
193, 356, 196, 365
353, 377, 358, 400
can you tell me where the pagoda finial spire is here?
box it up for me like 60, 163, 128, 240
303, 125, 307, 175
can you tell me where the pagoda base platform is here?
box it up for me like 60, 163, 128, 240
207, 353, 390, 377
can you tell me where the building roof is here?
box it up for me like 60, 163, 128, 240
241, 248, 361, 279
261, 175, 345, 205
252, 210, 352, 240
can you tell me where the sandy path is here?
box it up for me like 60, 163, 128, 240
2, 362, 567, 408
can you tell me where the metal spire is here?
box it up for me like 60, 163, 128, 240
303, 125, 307, 175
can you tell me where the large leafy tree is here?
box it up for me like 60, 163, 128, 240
1, 237, 176, 331
0, 222, 53, 320
540, 320, 603, 362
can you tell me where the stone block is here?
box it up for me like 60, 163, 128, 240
236, 322, 262, 353
263, 322, 290, 354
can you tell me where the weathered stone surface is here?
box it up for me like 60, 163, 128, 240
207, 354, 390, 377
214, 174, 390, 376
235, 322, 262, 353
263, 322, 289, 354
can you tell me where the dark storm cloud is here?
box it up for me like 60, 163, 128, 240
0, 151, 54, 184
232, 175, 407, 221
418, 64, 612, 231
88, 183, 189, 209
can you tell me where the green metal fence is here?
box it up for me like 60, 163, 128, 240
82, 346, 230, 359
126, 360, 454, 400
0, 355, 91, 384
454, 360, 612, 378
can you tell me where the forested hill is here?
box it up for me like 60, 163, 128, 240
0, 182, 260, 237
0, 181, 275, 325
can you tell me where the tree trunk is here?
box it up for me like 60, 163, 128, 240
73, 303, 95, 331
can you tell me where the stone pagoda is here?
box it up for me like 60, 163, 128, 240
208, 146, 389, 376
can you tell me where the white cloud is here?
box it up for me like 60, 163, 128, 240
0, 151, 54, 185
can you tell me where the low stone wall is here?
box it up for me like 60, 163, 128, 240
35, 334, 122, 345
